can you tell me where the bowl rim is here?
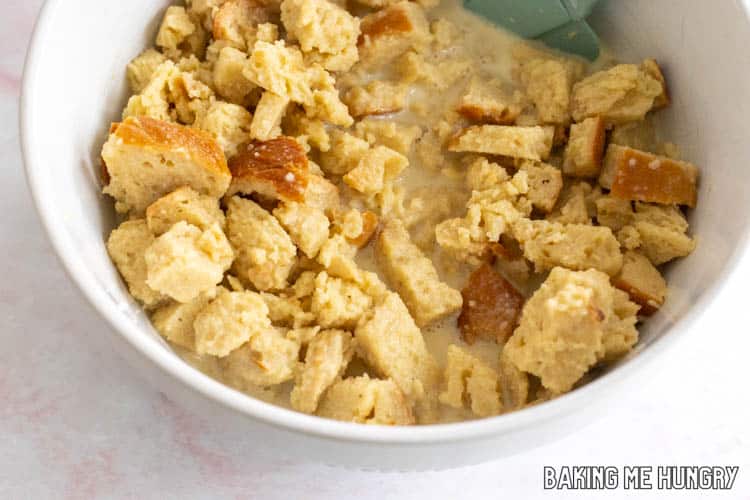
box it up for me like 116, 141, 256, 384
19, 0, 750, 445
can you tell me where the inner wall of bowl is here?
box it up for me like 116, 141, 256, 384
25, 0, 750, 385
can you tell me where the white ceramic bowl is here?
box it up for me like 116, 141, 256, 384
21, 0, 750, 470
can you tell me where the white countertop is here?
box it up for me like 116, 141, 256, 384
1, 1, 748, 498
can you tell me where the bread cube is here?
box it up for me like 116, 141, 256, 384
290, 329, 353, 413
146, 186, 225, 236
226, 136, 309, 202
458, 263, 524, 345
250, 91, 290, 141
375, 220, 462, 326
457, 77, 522, 125
355, 292, 440, 419
504, 268, 615, 393
225, 196, 297, 291
343, 145, 409, 196
571, 64, 662, 125
448, 125, 555, 161
151, 287, 218, 350
439, 345, 501, 417
599, 144, 698, 207
563, 116, 606, 178
273, 201, 330, 258
518, 161, 563, 213
353, 119, 422, 155
144, 221, 234, 303
357, 1, 430, 69
281, 0, 360, 56
513, 219, 623, 276
102, 116, 230, 214
518, 58, 573, 125
193, 101, 253, 158
343, 81, 408, 117
311, 272, 373, 329
106, 219, 165, 308
613, 251, 666, 315
602, 289, 640, 362
317, 375, 415, 425
193, 288, 272, 357
220, 326, 300, 386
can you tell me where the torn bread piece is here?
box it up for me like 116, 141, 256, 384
513, 219, 623, 276
144, 221, 234, 303
458, 263, 524, 345
342, 210, 379, 248
357, 1, 431, 69
151, 287, 218, 350
599, 144, 698, 207
504, 267, 638, 393
311, 271, 373, 329
102, 116, 230, 214
212, 0, 277, 51
193, 287, 272, 357
212, 46, 259, 106
375, 219, 462, 326
290, 329, 353, 414
343, 80, 409, 118
343, 145, 409, 196
220, 326, 301, 387
439, 345, 502, 418
226, 136, 309, 202
613, 251, 667, 315
225, 196, 297, 291
107, 219, 165, 308
193, 101, 254, 159
631, 203, 696, 266
273, 201, 330, 258
355, 292, 440, 420
353, 119, 422, 155
317, 375, 415, 425
250, 91, 290, 141
518, 58, 574, 125
563, 116, 606, 178
448, 125, 554, 161
641, 58, 670, 109
127, 49, 168, 94
281, 0, 360, 56
457, 77, 522, 125
571, 64, 662, 125
518, 161, 563, 213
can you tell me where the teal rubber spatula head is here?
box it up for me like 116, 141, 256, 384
464, 0, 602, 61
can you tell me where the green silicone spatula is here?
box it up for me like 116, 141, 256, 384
464, 0, 602, 61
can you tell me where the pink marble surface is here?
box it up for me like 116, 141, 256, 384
2, 1, 749, 498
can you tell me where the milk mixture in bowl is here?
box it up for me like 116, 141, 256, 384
102, 0, 698, 424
